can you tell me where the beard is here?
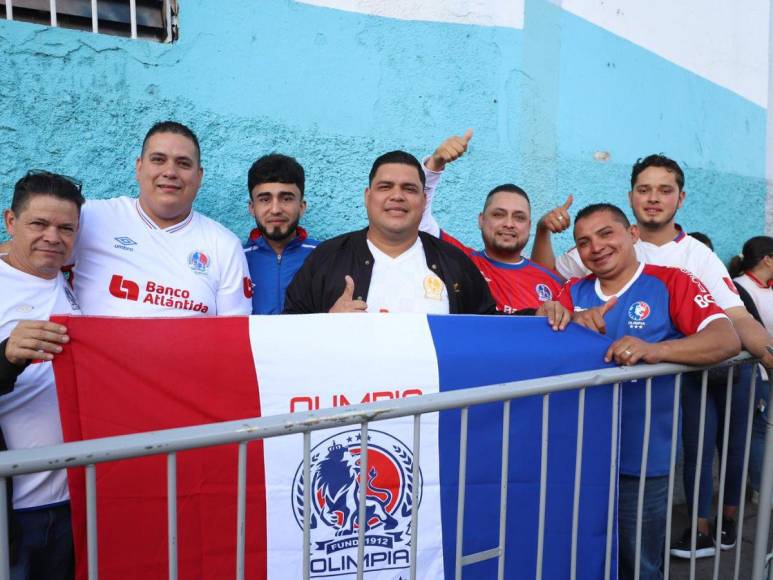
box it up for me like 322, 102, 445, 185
257, 216, 300, 242
483, 232, 528, 259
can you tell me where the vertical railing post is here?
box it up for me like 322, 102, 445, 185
735, 364, 759, 580
356, 423, 369, 580
303, 432, 311, 580
5, 0, 13, 21
409, 414, 422, 580
664, 374, 682, 580
49, 0, 57, 26
713, 367, 734, 580
570, 389, 586, 580
86, 464, 98, 580
454, 408, 469, 580
167, 453, 178, 580
497, 401, 511, 580
536, 394, 550, 580
688, 371, 709, 580
0, 477, 9, 580
634, 379, 653, 580
235, 442, 247, 580
751, 376, 773, 580
604, 383, 620, 580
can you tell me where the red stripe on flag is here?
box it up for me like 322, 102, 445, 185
52, 316, 267, 580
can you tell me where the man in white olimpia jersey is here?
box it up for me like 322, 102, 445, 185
0, 171, 84, 579
69, 121, 253, 317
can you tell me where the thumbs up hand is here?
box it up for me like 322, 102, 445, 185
537, 195, 574, 234
329, 276, 368, 313
426, 129, 474, 172
571, 295, 617, 335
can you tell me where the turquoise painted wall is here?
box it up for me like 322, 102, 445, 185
0, 0, 765, 262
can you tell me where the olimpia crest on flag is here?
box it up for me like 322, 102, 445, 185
291, 428, 422, 577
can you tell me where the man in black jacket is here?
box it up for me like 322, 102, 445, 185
283, 151, 498, 315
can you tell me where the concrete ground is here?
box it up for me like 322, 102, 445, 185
666, 493, 772, 579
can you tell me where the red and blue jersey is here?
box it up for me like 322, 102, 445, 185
440, 231, 563, 313
558, 263, 727, 476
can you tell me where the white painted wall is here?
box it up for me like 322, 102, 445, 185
296, 0, 525, 29
562, 0, 770, 108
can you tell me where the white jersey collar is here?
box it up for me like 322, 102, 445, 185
134, 199, 194, 233
594, 261, 645, 301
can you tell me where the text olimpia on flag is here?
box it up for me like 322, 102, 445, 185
52, 314, 618, 580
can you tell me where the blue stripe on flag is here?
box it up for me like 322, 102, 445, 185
428, 316, 618, 579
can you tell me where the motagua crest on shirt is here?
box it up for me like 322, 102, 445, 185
187, 250, 210, 275
291, 428, 421, 577
627, 300, 651, 330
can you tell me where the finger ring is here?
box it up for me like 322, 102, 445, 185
558, 215, 564, 221
624, 349, 632, 356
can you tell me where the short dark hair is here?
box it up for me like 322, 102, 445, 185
247, 154, 305, 199
728, 236, 773, 278
631, 154, 684, 191
141, 121, 201, 163
688, 232, 713, 250
11, 170, 85, 214
483, 183, 530, 210
368, 150, 426, 188
574, 203, 631, 228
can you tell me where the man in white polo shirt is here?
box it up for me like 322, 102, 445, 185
70, 121, 252, 317
0, 171, 84, 579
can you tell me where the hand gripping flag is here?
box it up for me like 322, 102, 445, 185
52, 314, 618, 579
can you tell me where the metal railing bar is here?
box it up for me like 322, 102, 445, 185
129, 0, 137, 38
751, 376, 773, 580
536, 394, 549, 580
734, 364, 758, 580
409, 414, 421, 580
303, 432, 311, 580
0, 478, 9, 580
712, 366, 734, 580
461, 547, 500, 565
0, 355, 756, 477
49, 0, 56, 26
497, 400, 511, 580
689, 371, 709, 580
86, 464, 98, 580
90, 0, 98, 32
5, 0, 12, 21
167, 453, 177, 580
356, 422, 369, 580
604, 383, 620, 580
454, 407, 469, 580
664, 373, 682, 580
634, 378, 652, 580
235, 442, 247, 580
570, 388, 586, 580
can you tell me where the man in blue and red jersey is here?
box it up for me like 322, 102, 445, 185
243, 154, 319, 314
557, 203, 740, 580
420, 131, 563, 313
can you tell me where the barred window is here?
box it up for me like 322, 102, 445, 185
1, 0, 178, 42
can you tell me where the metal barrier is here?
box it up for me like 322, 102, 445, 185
0, 353, 768, 580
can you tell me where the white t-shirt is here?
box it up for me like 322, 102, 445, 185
365, 238, 450, 314
734, 273, 773, 330
0, 259, 80, 509
72, 197, 252, 316
557, 232, 743, 311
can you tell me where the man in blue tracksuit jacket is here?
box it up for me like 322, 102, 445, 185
243, 154, 319, 314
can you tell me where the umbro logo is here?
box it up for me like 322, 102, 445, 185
114, 236, 137, 252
